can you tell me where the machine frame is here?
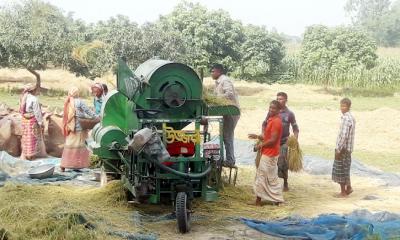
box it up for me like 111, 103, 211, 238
87, 59, 239, 233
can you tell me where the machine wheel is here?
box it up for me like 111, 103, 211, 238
176, 192, 191, 233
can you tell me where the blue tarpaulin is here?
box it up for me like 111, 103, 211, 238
241, 210, 400, 239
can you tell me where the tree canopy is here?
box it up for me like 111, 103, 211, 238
345, 0, 400, 46
235, 25, 285, 81
158, 2, 245, 71
2, 0, 397, 89
0, 0, 83, 87
300, 25, 377, 75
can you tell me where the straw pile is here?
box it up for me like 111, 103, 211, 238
202, 87, 233, 106
0, 181, 138, 239
2, 166, 393, 239
287, 135, 303, 172
72, 40, 107, 66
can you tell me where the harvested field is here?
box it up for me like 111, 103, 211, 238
0, 70, 399, 239
1, 166, 400, 239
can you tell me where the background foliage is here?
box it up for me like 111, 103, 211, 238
0, 0, 400, 88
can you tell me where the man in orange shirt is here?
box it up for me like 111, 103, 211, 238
248, 100, 284, 206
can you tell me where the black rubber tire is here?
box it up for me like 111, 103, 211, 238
176, 192, 191, 233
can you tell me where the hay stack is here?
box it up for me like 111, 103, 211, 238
0, 181, 131, 239
287, 135, 303, 172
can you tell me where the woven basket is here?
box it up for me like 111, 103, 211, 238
79, 118, 100, 130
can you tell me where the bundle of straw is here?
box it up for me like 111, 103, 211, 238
202, 88, 233, 106
72, 40, 107, 66
287, 135, 303, 172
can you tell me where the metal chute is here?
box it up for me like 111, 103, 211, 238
116, 58, 142, 101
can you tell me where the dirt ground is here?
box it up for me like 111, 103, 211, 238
2, 68, 400, 157
1, 69, 400, 239
2, 167, 398, 239
143, 167, 400, 239
2, 70, 399, 156
226, 81, 400, 155
0, 68, 112, 92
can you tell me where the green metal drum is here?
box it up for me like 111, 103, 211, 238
117, 59, 203, 129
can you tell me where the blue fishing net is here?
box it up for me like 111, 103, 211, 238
241, 210, 400, 240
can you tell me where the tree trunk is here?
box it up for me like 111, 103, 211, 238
27, 68, 41, 89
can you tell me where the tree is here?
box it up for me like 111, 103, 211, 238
0, 0, 81, 88
233, 25, 285, 82
300, 25, 377, 82
345, 0, 391, 24
139, 22, 187, 64
70, 40, 115, 80
374, 0, 400, 46
68, 15, 143, 79
158, 2, 245, 71
90, 15, 143, 68
69, 15, 190, 78
345, 0, 400, 46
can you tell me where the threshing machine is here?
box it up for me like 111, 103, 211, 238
86, 59, 240, 233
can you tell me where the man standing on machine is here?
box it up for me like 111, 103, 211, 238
211, 64, 240, 167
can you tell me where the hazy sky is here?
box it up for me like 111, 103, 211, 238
5, 0, 351, 36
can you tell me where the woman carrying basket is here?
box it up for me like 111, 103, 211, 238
61, 87, 98, 172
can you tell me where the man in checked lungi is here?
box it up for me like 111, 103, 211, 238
332, 98, 356, 198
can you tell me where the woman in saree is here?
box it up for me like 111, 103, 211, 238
61, 87, 97, 172
20, 84, 47, 160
